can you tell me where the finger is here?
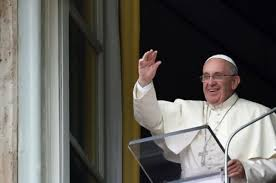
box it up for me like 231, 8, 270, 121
148, 50, 158, 63
142, 50, 153, 61
228, 171, 241, 178
139, 58, 154, 68
140, 50, 157, 65
228, 159, 243, 168
141, 51, 149, 61
228, 165, 240, 174
227, 161, 245, 178
227, 161, 238, 169
153, 61, 162, 69
229, 167, 244, 178
228, 164, 235, 170
227, 159, 236, 166
227, 159, 245, 179
147, 61, 161, 73
139, 58, 147, 67
228, 161, 242, 172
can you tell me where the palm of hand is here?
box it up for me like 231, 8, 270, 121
139, 60, 157, 81
138, 50, 161, 86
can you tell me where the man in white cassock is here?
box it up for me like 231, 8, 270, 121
133, 50, 276, 183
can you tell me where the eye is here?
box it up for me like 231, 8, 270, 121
204, 75, 210, 79
213, 74, 224, 80
200, 75, 210, 81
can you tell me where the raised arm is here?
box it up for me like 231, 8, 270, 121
133, 50, 163, 133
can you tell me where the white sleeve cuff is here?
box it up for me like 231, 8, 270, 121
136, 81, 153, 94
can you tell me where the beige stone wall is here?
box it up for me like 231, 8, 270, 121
0, 0, 18, 182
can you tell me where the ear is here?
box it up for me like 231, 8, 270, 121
231, 75, 240, 90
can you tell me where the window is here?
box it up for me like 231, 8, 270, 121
69, 0, 104, 182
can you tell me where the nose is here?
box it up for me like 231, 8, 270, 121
206, 77, 216, 85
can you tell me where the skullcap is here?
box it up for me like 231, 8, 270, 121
205, 54, 237, 68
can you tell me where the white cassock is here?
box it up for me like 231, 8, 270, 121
133, 82, 276, 183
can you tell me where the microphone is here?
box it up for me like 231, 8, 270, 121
224, 107, 276, 183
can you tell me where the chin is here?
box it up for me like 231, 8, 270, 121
208, 101, 218, 105
206, 97, 220, 105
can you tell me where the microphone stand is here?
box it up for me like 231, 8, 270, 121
224, 107, 276, 183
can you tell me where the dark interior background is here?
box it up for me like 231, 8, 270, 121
139, 0, 276, 182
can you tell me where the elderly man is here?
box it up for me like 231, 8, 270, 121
133, 49, 276, 183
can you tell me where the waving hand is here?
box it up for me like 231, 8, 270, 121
138, 49, 162, 87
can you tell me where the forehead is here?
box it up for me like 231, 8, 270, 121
203, 58, 231, 73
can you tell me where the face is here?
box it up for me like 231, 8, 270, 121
202, 59, 240, 106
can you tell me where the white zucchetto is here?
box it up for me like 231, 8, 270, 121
205, 54, 237, 68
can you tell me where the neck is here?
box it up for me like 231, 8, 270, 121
208, 93, 238, 110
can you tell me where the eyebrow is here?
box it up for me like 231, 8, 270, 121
202, 72, 225, 75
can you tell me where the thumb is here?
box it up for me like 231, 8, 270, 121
153, 61, 162, 70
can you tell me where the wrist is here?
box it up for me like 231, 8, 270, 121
138, 78, 151, 87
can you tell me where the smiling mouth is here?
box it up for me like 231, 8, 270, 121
208, 88, 219, 93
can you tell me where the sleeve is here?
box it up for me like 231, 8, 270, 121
133, 81, 164, 134
136, 81, 153, 95
242, 158, 276, 183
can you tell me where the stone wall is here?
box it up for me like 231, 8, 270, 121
0, 0, 18, 182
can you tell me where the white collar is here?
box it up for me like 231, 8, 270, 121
208, 93, 239, 111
